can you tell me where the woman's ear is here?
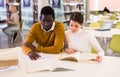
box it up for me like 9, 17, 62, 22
39, 16, 41, 20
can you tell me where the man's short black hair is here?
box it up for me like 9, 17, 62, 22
40, 6, 55, 20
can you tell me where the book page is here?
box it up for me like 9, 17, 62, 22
60, 52, 80, 62
26, 59, 74, 72
26, 59, 52, 72
26, 53, 53, 72
79, 53, 96, 61
60, 52, 97, 62
26, 53, 74, 73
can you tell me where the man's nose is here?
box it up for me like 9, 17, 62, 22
45, 22, 49, 26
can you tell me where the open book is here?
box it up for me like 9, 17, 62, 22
25, 53, 74, 73
60, 52, 97, 62
26, 59, 74, 73
0, 47, 18, 68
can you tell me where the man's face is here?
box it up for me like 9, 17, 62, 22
40, 14, 54, 31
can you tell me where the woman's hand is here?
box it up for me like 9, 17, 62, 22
95, 55, 102, 62
65, 48, 76, 54
5, 19, 9, 23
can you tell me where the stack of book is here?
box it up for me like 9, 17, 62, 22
0, 48, 18, 68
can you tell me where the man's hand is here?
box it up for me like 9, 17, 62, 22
28, 51, 41, 60
23, 42, 40, 60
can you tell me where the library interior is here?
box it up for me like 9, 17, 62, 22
0, 0, 120, 77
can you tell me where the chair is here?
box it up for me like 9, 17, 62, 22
91, 47, 97, 54
109, 14, 117, 20
107, 34, 120, 56
102, 11, 108, 16
89, 22, 102, 28
113, 11, 119, 16
115, 22, 120, 28
93, 11, 99, 16
11, 20, 24, 43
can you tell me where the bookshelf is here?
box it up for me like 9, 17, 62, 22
21, 0, 38, 30
62, 0, 86, 26
0, 0, 39, 30
33, 0, 38, 23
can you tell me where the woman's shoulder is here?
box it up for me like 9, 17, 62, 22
82, 29, 95, 39
77, 29, 92, 37
65, 29, 71, 34
81, 29, 91, 34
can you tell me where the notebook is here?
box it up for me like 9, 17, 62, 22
95, 20, 113, 31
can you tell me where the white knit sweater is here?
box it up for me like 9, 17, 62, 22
65, 29, 105, 56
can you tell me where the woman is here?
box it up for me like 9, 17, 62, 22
64, 12, 104, 62
3, 5, 20, 43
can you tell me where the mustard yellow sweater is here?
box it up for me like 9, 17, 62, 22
22, 21, 65, 54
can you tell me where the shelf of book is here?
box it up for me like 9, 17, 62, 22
62, 0, 86, 26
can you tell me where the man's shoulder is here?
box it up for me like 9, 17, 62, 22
55, 21, 63, 25
30, 22, 41, 29
33, 22, 41, 26
55, 21, 65, 28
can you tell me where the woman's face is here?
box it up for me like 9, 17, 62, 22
9, 5, 16, 12
69, 20, 82, 33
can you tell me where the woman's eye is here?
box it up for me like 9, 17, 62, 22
75, 25, 78, 28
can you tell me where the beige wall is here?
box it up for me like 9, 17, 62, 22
90, 0, 120, 10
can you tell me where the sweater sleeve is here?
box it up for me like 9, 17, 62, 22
36, 22, 65, 54
89, 34, 105, 57
22, 24, 36, 54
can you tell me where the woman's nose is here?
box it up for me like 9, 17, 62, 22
71, 26, 76, 30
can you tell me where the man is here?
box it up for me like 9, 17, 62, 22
22, 6, 65, 60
